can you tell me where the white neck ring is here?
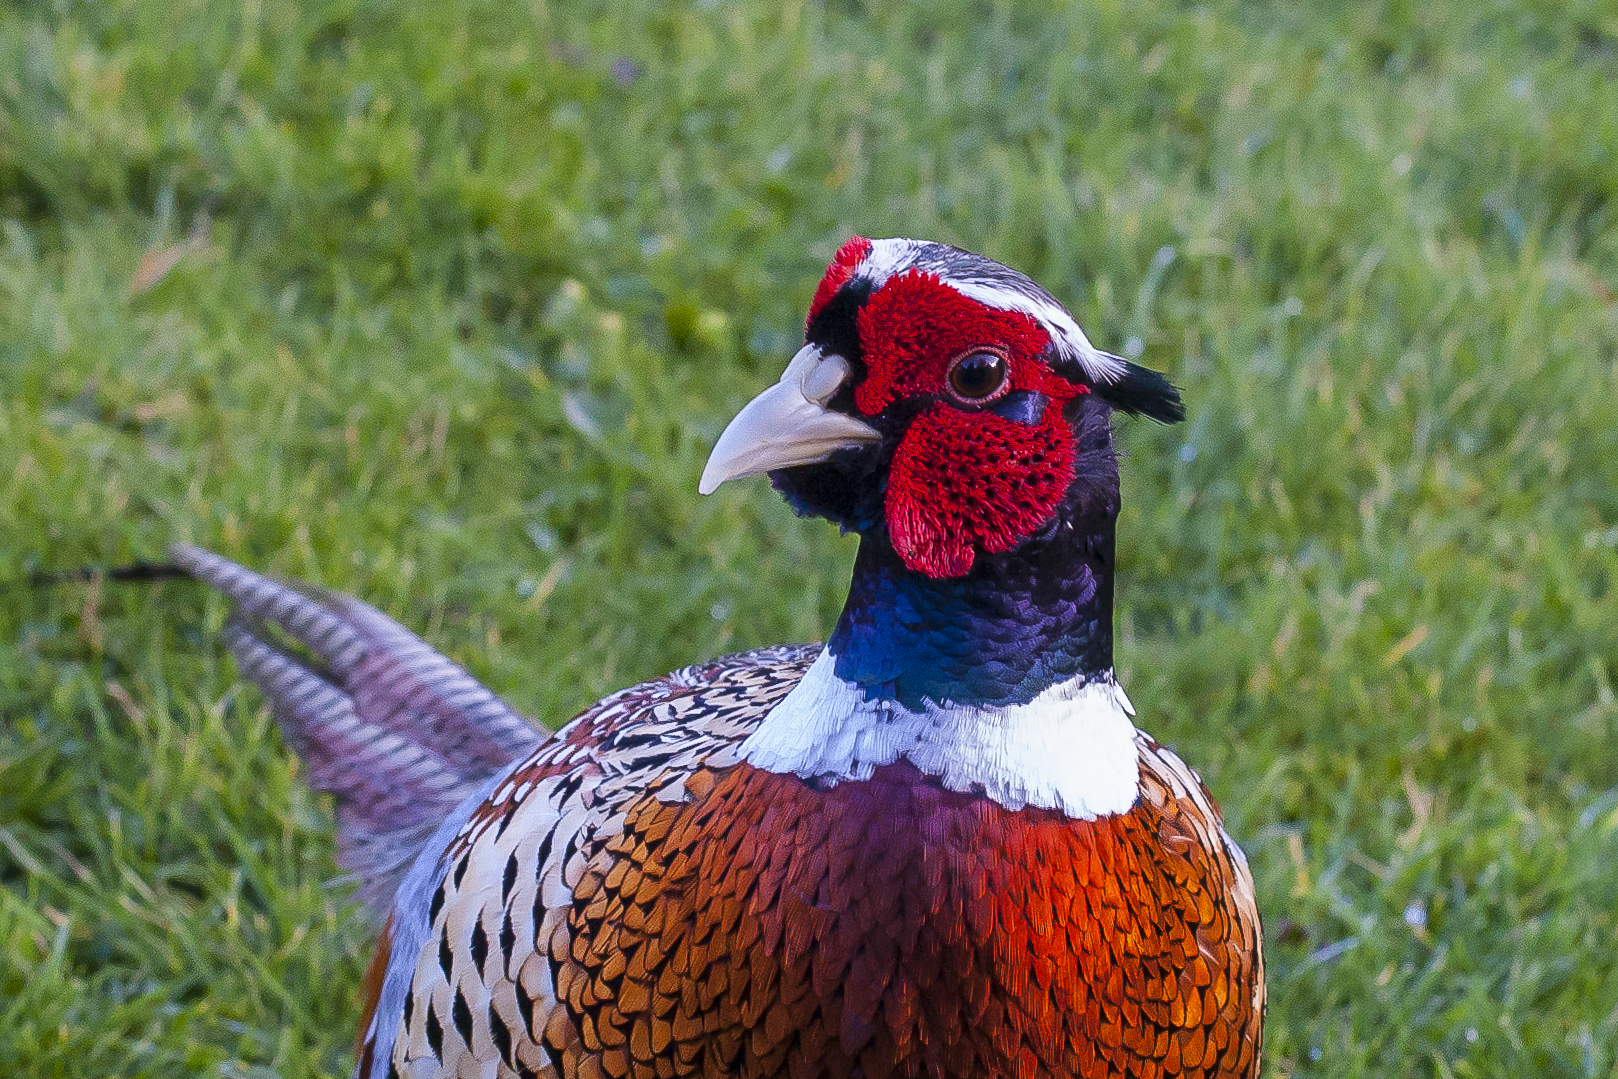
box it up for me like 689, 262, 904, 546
739, 648, 1141, 819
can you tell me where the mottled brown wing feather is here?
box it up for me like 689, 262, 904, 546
364, 646, 816, 1079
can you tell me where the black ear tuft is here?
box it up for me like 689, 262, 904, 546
1091, 355, 1185, 424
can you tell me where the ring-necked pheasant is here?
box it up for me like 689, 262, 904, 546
174, 236, 1263, 1079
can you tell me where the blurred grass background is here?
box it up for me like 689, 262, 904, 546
2, 0, 1617, 1075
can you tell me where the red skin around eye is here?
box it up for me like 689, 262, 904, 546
806, 236, 874, 331
854, 269, 1075, 416
857, 268, 1087, 578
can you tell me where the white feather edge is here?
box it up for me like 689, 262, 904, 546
738, 647, 1142, 819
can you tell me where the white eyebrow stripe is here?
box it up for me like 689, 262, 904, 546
852, 236, 1130, 387
942, 276, 1129, 386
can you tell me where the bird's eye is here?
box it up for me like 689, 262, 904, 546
946, 350, 1010, 403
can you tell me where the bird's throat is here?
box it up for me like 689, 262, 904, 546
827, 517, 1117, 710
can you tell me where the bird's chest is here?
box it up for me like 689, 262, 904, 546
560, 760, 1256, 1079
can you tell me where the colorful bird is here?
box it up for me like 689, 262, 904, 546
175, 236, 1263, 1079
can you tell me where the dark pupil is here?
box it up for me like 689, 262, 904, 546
950, 353, 1005, 398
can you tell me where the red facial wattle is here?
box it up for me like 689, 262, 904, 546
886, 403, 1078, 577
854, 267, 1088, 578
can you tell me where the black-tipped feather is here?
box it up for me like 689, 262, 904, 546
169, 544, 543, 913
1089, 354, 1187, 424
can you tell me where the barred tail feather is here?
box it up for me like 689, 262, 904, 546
170, 544, 544, 913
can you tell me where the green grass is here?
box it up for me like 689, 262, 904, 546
2, 0, 1617, 1075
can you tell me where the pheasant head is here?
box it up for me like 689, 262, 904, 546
701, 236, 1183, 579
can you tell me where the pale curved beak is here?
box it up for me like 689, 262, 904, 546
699, 344, 880, 495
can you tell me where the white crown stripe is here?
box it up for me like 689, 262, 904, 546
857, 237, 926, 288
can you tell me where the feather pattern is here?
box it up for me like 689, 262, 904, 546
179, 555, 1262, 1079
172, 544, 1262, 1079
339, 643, 1263, 1079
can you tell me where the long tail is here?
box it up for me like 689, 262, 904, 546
24, 562, 192, 586
169, 544, 544, 914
